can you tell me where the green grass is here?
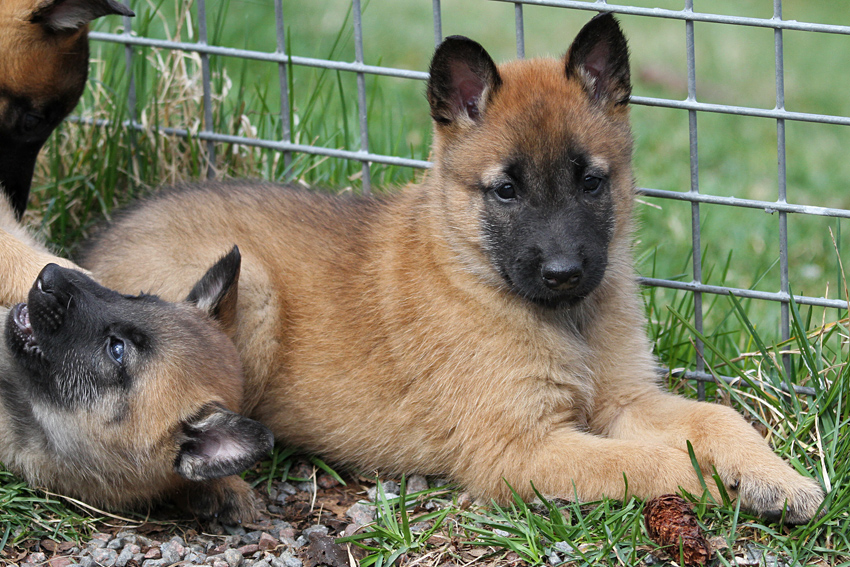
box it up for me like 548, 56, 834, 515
4, 0, 850, 563
0, 468, 101, 552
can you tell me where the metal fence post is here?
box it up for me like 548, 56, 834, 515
197, 0, 216, 179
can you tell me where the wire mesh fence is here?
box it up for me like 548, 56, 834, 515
79, 0, 850, 396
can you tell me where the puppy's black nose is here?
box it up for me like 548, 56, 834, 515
36, 263, 61, 294
541, 259, 583, 291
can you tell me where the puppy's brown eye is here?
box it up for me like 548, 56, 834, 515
22, 112, 44, 133
494, 183, 516, 201
582, 175, 603, 193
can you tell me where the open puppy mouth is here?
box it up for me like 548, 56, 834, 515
10, 303, 42, 357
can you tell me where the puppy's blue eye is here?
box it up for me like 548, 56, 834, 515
108, 338, 125, 365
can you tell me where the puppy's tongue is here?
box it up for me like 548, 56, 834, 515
13, 303, 36, 343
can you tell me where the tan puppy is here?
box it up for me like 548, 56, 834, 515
0, 196, 272, 522
0, 0, 133, 218
82, 14, 824, 523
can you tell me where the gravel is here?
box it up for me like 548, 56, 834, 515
8, 466, 427, 567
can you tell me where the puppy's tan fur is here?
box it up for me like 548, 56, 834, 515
82, 16, 823, 523
0, 198, 82, 305
0, 0, 132, 217
0, 196, 270, 522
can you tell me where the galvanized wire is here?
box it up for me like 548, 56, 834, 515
84, 1, 850, 396
196, 0, 216, 179
274, 0, 292, 173
684, 0, 705, 399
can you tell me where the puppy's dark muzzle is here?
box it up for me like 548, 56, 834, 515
27, 263, 74, 335
0, 140, 41, 220
540, 258, 584, 292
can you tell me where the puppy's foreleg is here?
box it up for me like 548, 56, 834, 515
459, 428, 713, 505
601, 390, 824, 523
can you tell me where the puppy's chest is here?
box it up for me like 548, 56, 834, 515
448, 321, 599, 427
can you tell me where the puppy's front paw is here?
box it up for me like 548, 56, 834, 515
182, 476, 262, 524
726, 471, 824, 524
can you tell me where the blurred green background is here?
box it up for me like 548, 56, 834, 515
34, 0, 850, 343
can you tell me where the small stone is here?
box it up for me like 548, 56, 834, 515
407, 475, 429, 493
48, 557, 73, 567
161, 540, 185, 564
341, 524, 359, 538
225, 525, 247, 537
115, 533, 138, 545
224, 547, 243, 567
87, 539, 107, 550
143, 547, 162, 560
346, 502, 376, 526
212, 560, 229, 567
253, 561, 271, 567
316, 473, 340, 489
28, 553, 48, 564
141, 560, 166, 567
116, 545, 135, 567
277, 525, 296, 541
78, 558, 94, 567
135, 535, 155, 548
273, 551, 303, 567
241, 531, 263, 545
367, 482, 399, 500
294, 536, 308, 548
190, 543, 206, 554
185, 551, 206, 563
290, 462, 313, 479
107, 537, 124, 550
302, 525, 329, 539
295, 481, 314, 493
91, 548, 119, 567
554, 541, 576, 555
549, 552, 561, 566
237, 544, 260, 556
92, 533, 111, 542
170, 535, 186, 547
258, 532, 278, 551
278, 483, 297, 497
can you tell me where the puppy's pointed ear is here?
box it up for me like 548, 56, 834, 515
427, 35, 502, 126
175, 405, 274, 481
31, 0, 135, 33
186, 246, 241, 334
565, 13, 631, 107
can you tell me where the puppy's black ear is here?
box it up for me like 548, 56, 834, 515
186, 246, 241, 333
565, 13, 631, 107
427, 36, 502, 126
175, 405, 274, 481
31, 0, 135, 32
